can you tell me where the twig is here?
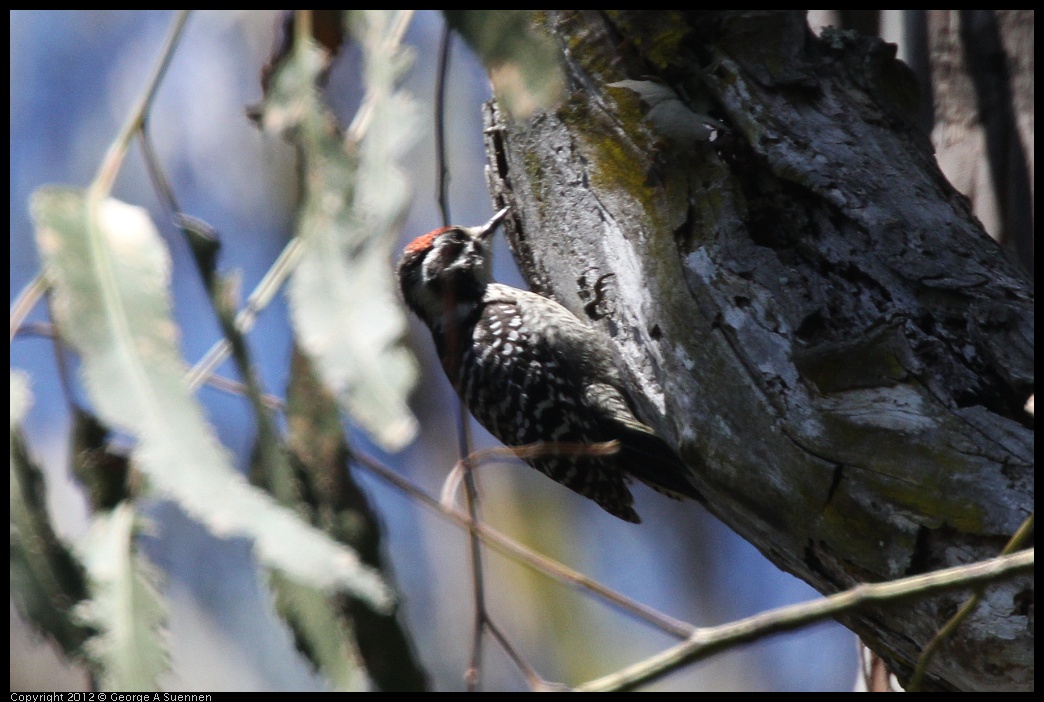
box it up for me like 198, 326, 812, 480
10, 275, 47, 345
459, 410, 487, 693
347, 10, 416, 142
11, 11, 186, 347
353, 451, 695, 640
486, 617, 564, 691
577, 548, 1034, 692
138, 128, 180, 217
90, 10, 191, 197
184, 237, 304, 392
432, 15, 496, 690
907, 513, 1035, 690
434, 21, 453, 223
440, 441, 620, 512
13, 321, 285, 412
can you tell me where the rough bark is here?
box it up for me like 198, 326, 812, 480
481, 10, 1033, 691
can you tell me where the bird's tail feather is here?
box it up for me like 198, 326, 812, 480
618, 426, 702, 502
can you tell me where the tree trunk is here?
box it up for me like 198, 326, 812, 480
481, 10, 1033, 691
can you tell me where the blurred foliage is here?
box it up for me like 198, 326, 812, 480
260, 10, 421, 453
73, 504, 168, 691
444, 10, 565, 118
11, 10, 438, 690
10, 372, 93, 660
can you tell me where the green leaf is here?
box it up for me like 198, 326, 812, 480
30, 186, 393, 611
250, 357, 368, 691
10, 370, 30, 429
277, 348, 429, 690
267, 571, 369, 691
262, 11, 420, 453
444, 10, 565, 118
73, 503, 167, 691
10, 371, 93, 658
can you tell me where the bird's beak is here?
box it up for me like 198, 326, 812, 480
475, 206, 510, 240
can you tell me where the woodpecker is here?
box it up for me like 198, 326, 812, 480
397, 208, 698, 522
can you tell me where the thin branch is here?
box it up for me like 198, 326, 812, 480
188, 11, 435, 394
202, 373, 285, 412
577, 548, 1034, 692
138, 128, 180, 216
346, 10, 416, 141
12, 321, 286, 413
486, 617, 567, 692
908, 513, 1035, 690
293, 10, 313, 49
438, 439, 695, 687
461, 421, 487, 693
17, 312, 82, 424
433, 15, 495, 691
434, 21, 453, 223
353, 450, 695, 640
10, 275, 47, 345
10, 321, 55, 340
90, 10, 191, 197
184, 237, 304, 392
440, 441, 620, 512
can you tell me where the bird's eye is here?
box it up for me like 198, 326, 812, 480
443, 229, 468, 245
436, 230, 471, 257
